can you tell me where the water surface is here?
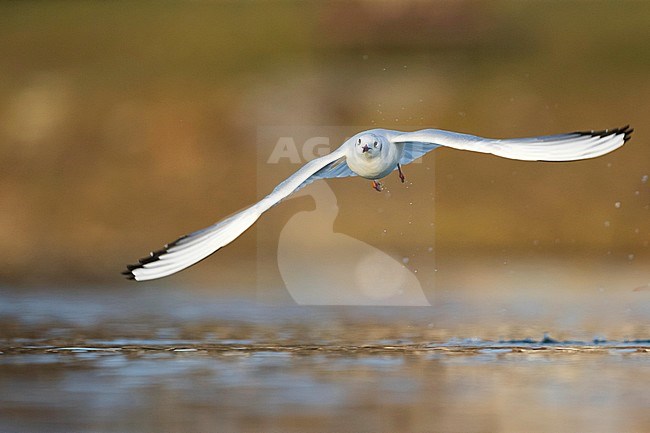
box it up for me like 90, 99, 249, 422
1, 286, 649, 433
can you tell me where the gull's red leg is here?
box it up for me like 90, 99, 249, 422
371, 180, 383, 192
397, 164, 405, 183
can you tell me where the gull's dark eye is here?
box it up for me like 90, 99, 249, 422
373, 141, 378, 148
358, 139, 361, 145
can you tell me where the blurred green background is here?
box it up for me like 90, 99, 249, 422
0, 1, 648, 287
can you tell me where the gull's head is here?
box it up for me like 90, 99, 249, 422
354, 133, 384, 159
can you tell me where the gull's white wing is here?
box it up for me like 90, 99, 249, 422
124, 144, 351, 281
392, 125, 632, 163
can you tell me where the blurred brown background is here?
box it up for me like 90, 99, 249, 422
0, 1, 648, 288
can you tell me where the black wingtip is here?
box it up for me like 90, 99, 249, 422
122, 256, 151, 280
122, 233, 186, 281
623, 125, 634, 142
166, 235, 187, 249
138, 248, 167, 265
574, 124, 633, 141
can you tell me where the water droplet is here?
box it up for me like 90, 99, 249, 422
628, 254, 635, 261
604, 221, 611, 227
614, 201, 621, 208
427, 247, 433, 252
642, 174, 648, 183
402, 257, 410, 264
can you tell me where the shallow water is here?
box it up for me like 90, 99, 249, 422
1, 286, 649, 433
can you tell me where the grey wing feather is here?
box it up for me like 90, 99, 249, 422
293, 155, 357, 192
397, 141, 441, 165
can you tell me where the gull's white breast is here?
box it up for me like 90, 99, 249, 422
346, 142, 403, 180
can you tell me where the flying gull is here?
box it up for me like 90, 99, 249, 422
124, 125, 632, 281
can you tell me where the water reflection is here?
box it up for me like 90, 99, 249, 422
1, 286, 649, 432
1, 346, 649, 433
